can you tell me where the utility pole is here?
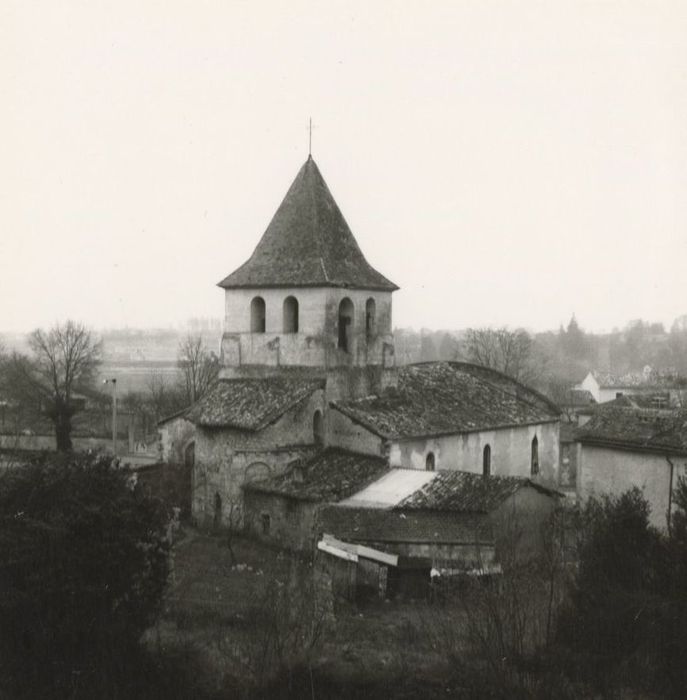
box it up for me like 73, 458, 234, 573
103, 378, 117, 456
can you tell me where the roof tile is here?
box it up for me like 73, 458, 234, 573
186, 377, 323, 430
243, 448, 387, 502
396, 470, 557, 513
332, 362, 560, 439
575, 406, 687, 455
218, 157, 397, 291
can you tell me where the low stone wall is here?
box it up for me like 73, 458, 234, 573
0, 433, 129, 454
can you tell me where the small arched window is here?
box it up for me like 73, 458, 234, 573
283, 296, 299, 333
313, 410, 324, 446
184, 441, 195, 469
483, 444, 491, 477
338, 298, 354, 352
250, 297, 266, 333
531, 436, 539, 476
365, 298, 376, 341
426, 452, 435, 471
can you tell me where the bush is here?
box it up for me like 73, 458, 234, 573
557, 486, 687, 698
0, 453, 171, 698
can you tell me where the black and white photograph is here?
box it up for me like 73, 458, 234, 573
2, 2, 687, 698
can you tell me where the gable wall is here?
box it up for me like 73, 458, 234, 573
192, 389, 325, 523
577, 444, 687, 530
327, 408, 386, 457
578, 373, 600, 402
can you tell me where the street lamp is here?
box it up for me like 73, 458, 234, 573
103, 378, 117, 456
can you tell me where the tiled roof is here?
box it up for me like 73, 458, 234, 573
218, 157, 398, 292
592, 369, 684, 390
186, 377, 323, 430
395, 470, 558, 513
332, 362, 560, 440
243, 448, 388, 502
318, 505, 493, 546
561, 389, 596, 408
600, 393, 672, 410
575, 407, 687, 455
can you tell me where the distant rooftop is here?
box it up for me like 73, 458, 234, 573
561, 389, 596, 408
575, 406, 687, 455
590, 369, 684, 390
218, 157, 398, 292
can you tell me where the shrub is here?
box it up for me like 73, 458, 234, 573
0, 453, 171, 698
557, 487, 687, 697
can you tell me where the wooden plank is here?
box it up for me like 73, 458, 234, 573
321, 533, 398, 567
317, 540, 358, 562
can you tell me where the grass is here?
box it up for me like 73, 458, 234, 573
146, 527, 467, 697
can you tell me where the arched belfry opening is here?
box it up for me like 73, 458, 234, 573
426, 452, 435, 471
283, 296, 299, 333
365, 298, 376, 341
250, 297, 266, 333
338, 298, 354, 352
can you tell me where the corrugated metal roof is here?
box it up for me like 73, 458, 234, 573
338, 469, 437, 508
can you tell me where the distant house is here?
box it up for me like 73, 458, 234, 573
576, 368, 685, 405
576, 391, 674, 428
574, 405, 687, 530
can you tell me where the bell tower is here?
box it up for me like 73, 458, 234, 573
217, 156, 398, 398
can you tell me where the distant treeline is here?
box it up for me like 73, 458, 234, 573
397, 314, 687, 395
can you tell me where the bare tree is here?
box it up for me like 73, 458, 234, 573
461, 327, 543, 384
5, 321, 102, 452
177, 334, 219, 405
146, 372, 175, 422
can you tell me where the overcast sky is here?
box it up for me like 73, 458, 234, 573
2, 1, 686, 334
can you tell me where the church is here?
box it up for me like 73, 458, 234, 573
160, 154, 561, 560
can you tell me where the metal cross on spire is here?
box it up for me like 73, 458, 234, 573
308, 117, 316, 157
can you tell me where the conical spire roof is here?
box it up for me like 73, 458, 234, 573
218, 157, 398, 291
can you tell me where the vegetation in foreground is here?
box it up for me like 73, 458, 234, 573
3, 454, 687, 698
0, 453, 171, 699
